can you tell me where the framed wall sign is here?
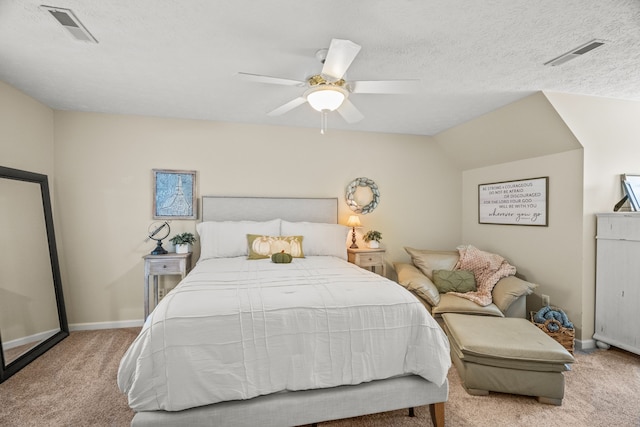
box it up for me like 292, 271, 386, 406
478, 177, 548, 226
152, 169, 197, 219
621, 174, 640, 211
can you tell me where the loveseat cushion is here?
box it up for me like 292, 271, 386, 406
394, 262, 440, 306
432, 294, 504, 317
404, 247, 459, 279
432, 269, 476, 293
492, 276, 538, 313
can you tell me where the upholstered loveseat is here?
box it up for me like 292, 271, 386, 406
395, 247, 537, 319
395, 247, 572, 405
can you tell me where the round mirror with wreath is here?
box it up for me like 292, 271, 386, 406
345, 177, 380, 214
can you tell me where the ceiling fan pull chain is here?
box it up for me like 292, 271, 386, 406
320, 110, 329, 134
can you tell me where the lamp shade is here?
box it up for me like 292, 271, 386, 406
306, 87, 346, 112
346, 215, 361, 228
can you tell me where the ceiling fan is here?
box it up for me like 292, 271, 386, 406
238, 38, 421, 133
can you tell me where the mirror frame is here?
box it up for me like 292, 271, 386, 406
0, 166, 69, 383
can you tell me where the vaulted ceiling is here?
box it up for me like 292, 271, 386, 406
1, 1, 639, 136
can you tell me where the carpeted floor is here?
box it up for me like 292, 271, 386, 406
0, 328, 138, 427
1, 328, 639, 426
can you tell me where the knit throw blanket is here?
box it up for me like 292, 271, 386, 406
448, 245, 516, 306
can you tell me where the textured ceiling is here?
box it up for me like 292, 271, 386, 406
1, 1, 640, 136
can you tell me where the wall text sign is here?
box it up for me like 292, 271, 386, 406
478, 177, 548, 226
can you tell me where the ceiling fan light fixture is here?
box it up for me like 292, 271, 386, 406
305, 86, 347, 112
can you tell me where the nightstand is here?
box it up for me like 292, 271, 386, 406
347, 248, 386, 277
143, 252, 192, 319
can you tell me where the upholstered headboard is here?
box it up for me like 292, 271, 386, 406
201, 196, 338, 224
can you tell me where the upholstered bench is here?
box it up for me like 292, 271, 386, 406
442, 313, 575, 405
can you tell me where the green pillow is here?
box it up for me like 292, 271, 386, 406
432, 269, 477, 293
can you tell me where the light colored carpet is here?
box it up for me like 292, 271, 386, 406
0, 328, 138, 427
1, 328, 639, 426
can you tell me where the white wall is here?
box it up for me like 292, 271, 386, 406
0, 81, 59, 339
435, 92, 581, 170
0, 81, 54, 174
53, 111, 462, 325
437, 91, 640, 343
12, 78, 640, 342
545, 92, 640, 342
436, 92, 587, 339
461, 151, 584, 335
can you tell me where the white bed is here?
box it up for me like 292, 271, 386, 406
118, 197, 450, 426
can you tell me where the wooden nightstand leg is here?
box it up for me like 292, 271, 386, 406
153, 275, 159, 310
144, 275, 150, 320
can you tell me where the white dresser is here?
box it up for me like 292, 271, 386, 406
594, 213, 640, 355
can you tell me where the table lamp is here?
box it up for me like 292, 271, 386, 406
347, 215, 361, 249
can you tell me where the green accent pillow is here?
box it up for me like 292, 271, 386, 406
432, 269, 477, 293
271, 251, 293, 263
247, 234, 304, 259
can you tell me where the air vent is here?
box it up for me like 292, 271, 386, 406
41, 5, 98, 43
544, 39, 604, 66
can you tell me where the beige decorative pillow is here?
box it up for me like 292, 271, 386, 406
491, 275, 538, 313
247, 235, 304, 259
394, 262, 441, 307
404, 247, 459, 279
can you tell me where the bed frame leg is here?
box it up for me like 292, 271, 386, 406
429, 402, 445, 427
408, 407, 415, 417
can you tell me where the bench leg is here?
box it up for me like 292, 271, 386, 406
538, 396, 562, 406
429, 402, 445, 427
464, 386, 489, 396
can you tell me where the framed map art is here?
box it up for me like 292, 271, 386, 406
152, 169, 197, 219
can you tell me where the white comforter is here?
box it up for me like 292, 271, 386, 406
118, 256, 450, 412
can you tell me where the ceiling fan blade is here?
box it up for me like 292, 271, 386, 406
350, 80, 422, 94
321, 39, 362, 80
337, 99, 364, 124
267, 97, 307, 116
237, 72, 305, 87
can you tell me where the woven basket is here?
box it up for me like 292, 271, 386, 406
530, 311, 575, 354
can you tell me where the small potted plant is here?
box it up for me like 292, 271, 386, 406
363, 230, 382, 249
169, 232, 196, 254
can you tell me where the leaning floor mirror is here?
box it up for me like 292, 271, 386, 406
0, 166, 68, 383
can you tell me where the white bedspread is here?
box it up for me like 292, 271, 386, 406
118, 256, 451, 412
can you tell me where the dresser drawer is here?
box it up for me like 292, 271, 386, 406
597, 213, 640, 241
354, 252, 384, 267
148, 259, 182, 274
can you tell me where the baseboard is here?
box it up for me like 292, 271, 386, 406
575, 338, 596, 351
3, 328, 59, 350
69, 319, 143, 331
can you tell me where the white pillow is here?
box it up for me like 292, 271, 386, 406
281, 220, 348, 259
196, 219, 281, 260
